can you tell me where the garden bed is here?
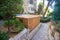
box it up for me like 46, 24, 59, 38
0, 26, 24, 37
0, 20, 25, 38
0, 15, 40, 40
9, 23, 41, 40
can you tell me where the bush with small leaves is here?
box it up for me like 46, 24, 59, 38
0, 31, 9, 40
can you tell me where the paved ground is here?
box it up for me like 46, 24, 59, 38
0, 20, 3, 26
31, 23, 50, 40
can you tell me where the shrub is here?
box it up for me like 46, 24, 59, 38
12, 19, 24, 32
0, 13, 3, 20
38, 2, 43, 14
4, 19, 24, 32
0, 0, 24, 33
40, 17, 51, 23
52, 0, 60, 32
52, 0, 60, 22
0, 0, 23, 20
0, 31, 9, 40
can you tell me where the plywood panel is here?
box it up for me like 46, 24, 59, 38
16, 15, 40, 32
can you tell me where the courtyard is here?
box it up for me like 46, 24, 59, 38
0, 0, 60, 40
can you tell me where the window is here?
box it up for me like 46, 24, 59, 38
31, 8, 34, 11
30, 0, 33, 4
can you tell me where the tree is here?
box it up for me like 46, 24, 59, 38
0, 0, 23, 33
52, 0, 60, 22
38, 3, 43, 14
0, 0, 23, 20
43, 0, 54, 17
52, 0, 60, 33
42, 0, 44, 15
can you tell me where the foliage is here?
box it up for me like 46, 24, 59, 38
40, 17, 51, 23
47, 0, 56, 7
12, 19, 24, 32
4, 20, 14, 26
47, 12, 52, 17
47, 0, 52, 2
52, 0, 60, 22
0, 0, 24, 32
0, 0, 23, 20
0, 31, 9, 40
45, 9, 52, 17
52, 0, 60, 32
4, 19, 24, 32
43, 0, 54, 17
38, 2, 43, 15
47, 0, 56, 2
0, 14, 3, 20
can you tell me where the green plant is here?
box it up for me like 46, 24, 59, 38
0, 0, 24, 33
4, 19, 24, 32
4, 19, 15, 27
40, 17, 51, 23
38, 2, 43, 15
0, 13, 4, 20
0, 31, 9, 40
52, 0, 60, 32
12, 19, 24, 32
0, 0, 23, 20
52, 0, 60, 22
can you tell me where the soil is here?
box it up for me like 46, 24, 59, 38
9, 32, 18, 37
0, 26, 18, 37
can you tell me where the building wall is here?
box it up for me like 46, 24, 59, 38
23, 0, 37, 14
23, 0, 29, 14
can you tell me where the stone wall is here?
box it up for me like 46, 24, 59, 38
9, 23, 41, 40
49, 23, 60, 40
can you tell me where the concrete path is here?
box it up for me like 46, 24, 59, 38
31, 23, 50, 40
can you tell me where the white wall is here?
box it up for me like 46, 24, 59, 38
28, 4, 35, 13
23, 0, 37, 14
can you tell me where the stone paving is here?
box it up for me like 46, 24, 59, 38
31, 23, 50, 40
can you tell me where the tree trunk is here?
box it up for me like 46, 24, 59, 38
43, 1, 50, 17
42, 0, 44, 15
43, 0, 44, 7
42, 0, 54, 17
8, 26, 10, 33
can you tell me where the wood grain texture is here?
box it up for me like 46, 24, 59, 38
16, 15, 40, 32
